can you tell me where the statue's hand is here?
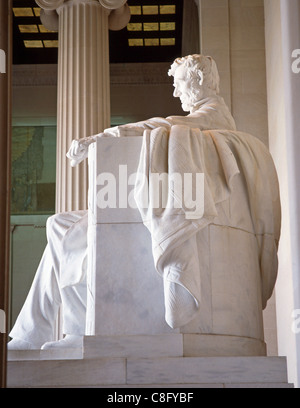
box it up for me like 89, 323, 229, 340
66, 138, 91, 167
67, 132, 110, 166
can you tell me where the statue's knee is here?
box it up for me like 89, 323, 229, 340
46, 214, 55, 231
46, 213, 63, 233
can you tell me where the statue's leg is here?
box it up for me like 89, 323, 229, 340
39, 279, 88, 351
60, 278, 87, 336
9, 245, 61, 348
8, 210, 88, 349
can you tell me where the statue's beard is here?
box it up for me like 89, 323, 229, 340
180, 87, 214, 112
180, 91, 202, 112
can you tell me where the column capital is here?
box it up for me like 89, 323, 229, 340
36, 0, 127, 11
35, 0, 64, 10
35, 0, 130, 31
99, 0, 127, 10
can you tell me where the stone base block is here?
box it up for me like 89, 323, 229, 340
8, 347, 83, 361
7, 356, 292, 388
83, 334, 183, 359
183, 334, 266, 357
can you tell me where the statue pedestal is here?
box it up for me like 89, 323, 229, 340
7, 345, 292, 387
86, 136, 266, 357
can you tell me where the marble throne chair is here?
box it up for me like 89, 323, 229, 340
85, 135, 267, 358
7, 134, 284, 388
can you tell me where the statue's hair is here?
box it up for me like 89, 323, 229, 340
168, 54, 220, 94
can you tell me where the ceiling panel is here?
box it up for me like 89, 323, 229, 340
13, 0, 183, 64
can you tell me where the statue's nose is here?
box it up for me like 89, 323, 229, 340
173, 87, 180, 97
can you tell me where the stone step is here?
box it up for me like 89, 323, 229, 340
7, 347, 83, 362
7, 333, 268, 362
7, 356, 293, 388
126, 356, 289, 385
7, 334, 183, 362
83, 333, 267, 359
83, 334, 183, 359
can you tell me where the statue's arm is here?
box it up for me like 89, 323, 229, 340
66, 133, 106, 167
67, 116, 173, 166
104, 116, 172, 137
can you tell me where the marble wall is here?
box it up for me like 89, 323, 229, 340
200, 0, 232, 110
200, 0, 269, 145
229, 0, 269, 145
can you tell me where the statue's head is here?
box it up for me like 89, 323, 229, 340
168, 54, 220, 112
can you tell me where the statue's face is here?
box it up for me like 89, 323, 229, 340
173, 65, 194, 112
172, 64, 203, 112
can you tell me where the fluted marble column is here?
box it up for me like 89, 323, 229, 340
36, 0, 130, 212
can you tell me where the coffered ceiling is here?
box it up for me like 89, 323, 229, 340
13, 0, 183, 64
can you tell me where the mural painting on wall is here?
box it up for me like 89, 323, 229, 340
11, 126, 56, 215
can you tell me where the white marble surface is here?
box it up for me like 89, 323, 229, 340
86, 135, 271, 350
88, 137, 144, 225
126, 356, 288, 385
209, 224, 264, 339
8, 350, 41, 362
7, 356, 291, 388
83, 334, 183, 359
8, 358, 126, 388
86, 222, 177, 336
8, 347, 83, 361
183, 334, 266, 357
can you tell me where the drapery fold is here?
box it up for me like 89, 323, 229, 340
134, 125, 280, 328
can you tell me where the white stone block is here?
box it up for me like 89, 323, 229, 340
183, 334, 266, 357
91, 383, 225, 388
8, 348, 83, 361
224, 383, 294, 388
86, 222, 177, 336
7, 350, 41, 362
7, 355, 291, 388
126, 357, 288, 385
7, 358, 126, 388
83, 334, 183, 359
88, 137, 143, 225
40, 348, 83, 361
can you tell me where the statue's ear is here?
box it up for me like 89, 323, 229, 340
198, 69, 204, 86
206, 56, 214, 68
